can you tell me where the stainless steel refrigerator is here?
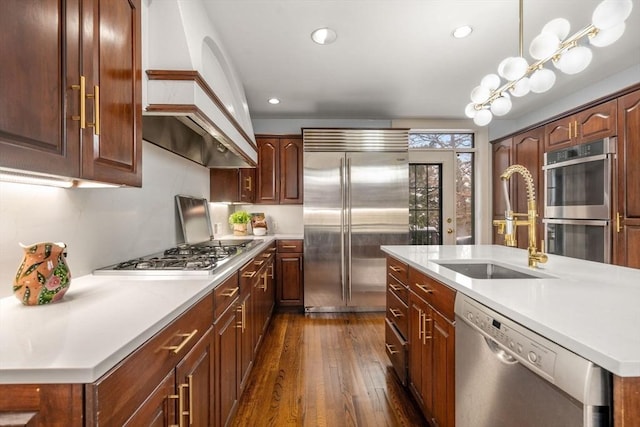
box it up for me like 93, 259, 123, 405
303, 129, 409, 312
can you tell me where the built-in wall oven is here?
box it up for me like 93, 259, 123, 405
543, 138, 615, 263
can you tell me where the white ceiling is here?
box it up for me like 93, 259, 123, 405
202, 0, 640, 121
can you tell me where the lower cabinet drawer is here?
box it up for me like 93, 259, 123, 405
385, 318, 407, 386
387, 289, 408, 339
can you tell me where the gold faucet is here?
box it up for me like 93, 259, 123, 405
492, 164, 548, 268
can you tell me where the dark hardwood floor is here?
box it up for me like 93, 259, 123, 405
231, 312, 427, 427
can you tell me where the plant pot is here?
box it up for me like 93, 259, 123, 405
233, 223, 248, 236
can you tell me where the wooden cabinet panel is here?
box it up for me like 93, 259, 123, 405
615, 89, 640, 268
175, 328, 213, 427
214, 301, 239, 427
0, 0, 81, 178
387, 288, 409, 338
239, 168, 256, 203
81, 0, 142, 186
276, 240, 304, 309
409, 268, 455, 321
513, 128, 544, 248
408, 293, 428, 407
210, 168, 256, 203
279, 137, 303, 204
387, 255, 409, 285
256, 135, 303, 204
0, 384, 83, 426
492, 138, 514, 244
0, 0, 141, 186
257, 137, 279, 203
431, 309, 455, 427
545, 100, 617, 151
122, 370, 175, 427
385, 318, 408, 386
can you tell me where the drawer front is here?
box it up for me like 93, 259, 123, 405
387, 256, 408, 285
387, 289, 408, 339
409, 268, 456, 321
86, 294, 213, 426
277, 239, 303, 253
387, 273, 408, 304
214, 272, 240, 319
385, 318, 407, 386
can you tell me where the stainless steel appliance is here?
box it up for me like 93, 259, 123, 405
94, 239, 261, 276
543, 138, 615, 263
544, 218, 611, 263
455, 294, 611, 427
95, 195, 261, 275
303, 129, 409, 312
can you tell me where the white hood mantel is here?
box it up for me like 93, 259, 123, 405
142, 0, 257, 167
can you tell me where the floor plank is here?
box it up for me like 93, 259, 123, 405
231, 312, 427, 427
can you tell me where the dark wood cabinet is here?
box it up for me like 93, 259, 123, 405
491, 128, 544, 249
256, 136, 303, 204
614, 89, 640, 269
210, 168, 256, 203
276, 240, 304, 309
385, 256, 409, 385
407, 267, 455, 427
545, 100, 617, 151
0, 384, 83, 426
0, 0, 142, 187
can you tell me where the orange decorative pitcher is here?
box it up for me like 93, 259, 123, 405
13, 242, 71, 305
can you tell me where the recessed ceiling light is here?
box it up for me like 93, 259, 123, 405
268, 98, 280, 105
452, 25, 473, 39
311, 27, 337, 45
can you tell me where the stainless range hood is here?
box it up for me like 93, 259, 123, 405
143, 0, 258, 169
143, 115, 253, 168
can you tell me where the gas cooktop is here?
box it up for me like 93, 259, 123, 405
94, 239, 263, 276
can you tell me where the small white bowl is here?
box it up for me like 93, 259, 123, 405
253, 227, 267, 236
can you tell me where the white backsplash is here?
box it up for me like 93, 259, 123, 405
0, 142, 209, 298
209, 203, 303, 237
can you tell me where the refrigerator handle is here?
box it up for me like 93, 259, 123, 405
340, 157, 346, 302
346, 157, 352, 302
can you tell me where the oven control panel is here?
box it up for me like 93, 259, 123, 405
459, 298, 557, 381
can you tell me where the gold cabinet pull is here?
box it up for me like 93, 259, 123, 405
162, 329, 198, 354
254, 260, 265, 266
417, 309, 423, 341
71, 76, 86, 128
177, 383, 187, 427
389, 308, 403, 318
568, 120, 572, 139
389, 283, 403, 292
282, 245, 297, 249
617, 212, 622, 233
86, 85, 100, 135
385, 343, 399, 355
389, 266, 403, 273
574, 121, 578, 139
242, 271, 257, 278
416, 284, 433, 294
245, 176, 252, 192
168, 393, 180, 427
187, 375, 194, 425
220, 287, 239, 298
423, 314, 433, 344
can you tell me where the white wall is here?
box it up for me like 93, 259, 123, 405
0, 142, 209, 298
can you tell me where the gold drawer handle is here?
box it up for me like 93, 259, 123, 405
389, 266, 403, 273
254, 260, 265, 266
417, 284, 433, 294
220, 287, 239, 298
281, 245, 297, 249
71, 76, 86, 128
389, 283, 403, 292
242, 271, 257, 278
245, 176, 252, 191
261, 253, 271, 258
389, 308, 403, 318
385, 343, 399, 355
163, 329, 198, 354
268, 247, 277, 252
87, 84, 100, 135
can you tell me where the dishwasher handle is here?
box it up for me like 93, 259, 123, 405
484, 337, 518, 365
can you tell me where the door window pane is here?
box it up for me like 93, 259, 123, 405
409, 163, 441, 245
456, 153, 474, 244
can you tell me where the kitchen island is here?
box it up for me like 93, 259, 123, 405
382, 244, 640, 426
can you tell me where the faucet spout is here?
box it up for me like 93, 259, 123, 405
493, 164, 547, 268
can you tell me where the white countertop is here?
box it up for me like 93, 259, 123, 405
0, 236, 279, 384
381, 244, 640, 377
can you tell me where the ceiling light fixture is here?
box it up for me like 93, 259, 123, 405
465, 0, 633, 126
268, 98, 280, 105
453, 25, 473, 39
311, 27, 337, 45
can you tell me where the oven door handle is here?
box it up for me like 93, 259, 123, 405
542, 153, 609, 170
542, 218, 610, 226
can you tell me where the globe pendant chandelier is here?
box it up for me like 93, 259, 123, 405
465, 0, 634, 126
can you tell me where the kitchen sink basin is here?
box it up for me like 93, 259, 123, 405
435, 262, 548, 279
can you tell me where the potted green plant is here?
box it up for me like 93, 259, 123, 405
229, 210, 252, 235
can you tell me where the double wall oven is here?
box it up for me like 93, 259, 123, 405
542, 138, 615, 263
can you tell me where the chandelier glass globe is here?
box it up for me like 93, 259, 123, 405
529, 68, 556, 93
473, 109, 493, 126
555, 46, 593, 74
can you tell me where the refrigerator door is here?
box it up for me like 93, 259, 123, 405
347, 152, 409, 308
304, 152, 346, 310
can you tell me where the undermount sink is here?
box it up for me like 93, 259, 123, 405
435, 262, 549, 280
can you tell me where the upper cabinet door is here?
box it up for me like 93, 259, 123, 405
82, 0, 142, 186
575, 100, 617, 143
257, 137, 280, 204
279, 137, 303, 204
0, 0, 81, 177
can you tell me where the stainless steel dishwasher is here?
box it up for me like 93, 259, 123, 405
455, 294, 611, 427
